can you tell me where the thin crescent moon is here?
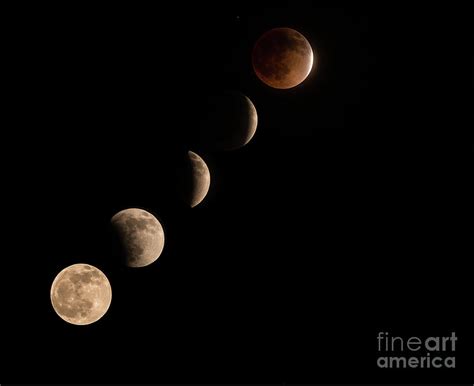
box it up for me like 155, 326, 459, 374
252, 28, 314, 89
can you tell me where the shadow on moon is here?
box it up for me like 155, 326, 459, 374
197, 90, 258, 151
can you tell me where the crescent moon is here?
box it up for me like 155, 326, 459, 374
200, 91, 258, 151
186, 150, 211, 208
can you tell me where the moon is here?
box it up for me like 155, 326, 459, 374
252, 28, 314, 89
50, 264, 112, 326
111, 208, 165, 267
200, 91, 258, 151
181, 151, 211, 208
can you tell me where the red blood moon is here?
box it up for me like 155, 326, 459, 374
252, 28, 314, 89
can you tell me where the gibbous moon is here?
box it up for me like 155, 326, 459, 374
111, 208, 165, 267
182, 151, 211, 208
252, 28, 314, 89
200, 91, 258, 151
50, 264, 112, 326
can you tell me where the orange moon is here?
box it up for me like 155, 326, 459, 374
252, 28, 314, 89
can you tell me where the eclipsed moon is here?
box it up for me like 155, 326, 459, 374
183, 151, 211, 208
111, 208, 165, 267
252, 28, 314, 89
50, 263, 112, 326
200, 91, 258, 151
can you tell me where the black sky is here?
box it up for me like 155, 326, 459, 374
2, 3, 472, 384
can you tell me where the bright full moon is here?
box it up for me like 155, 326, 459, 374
50, 263, 112, 325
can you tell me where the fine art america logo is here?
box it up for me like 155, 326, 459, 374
377, 331, 457, 369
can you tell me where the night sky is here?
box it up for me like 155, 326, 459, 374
3, 3, 472, 384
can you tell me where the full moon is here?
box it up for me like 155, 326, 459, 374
111, 208, 165, 267
252, 28, 314, 89
50, 264, 112, 326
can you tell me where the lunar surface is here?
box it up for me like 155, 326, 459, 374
200, 91, 258, 151
111, 208, 165, 267
252, 28, 314, 89
183, 151, 211, 207
50, 264, 112, 326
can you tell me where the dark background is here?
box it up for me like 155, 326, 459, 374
2, 2, 472, 384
